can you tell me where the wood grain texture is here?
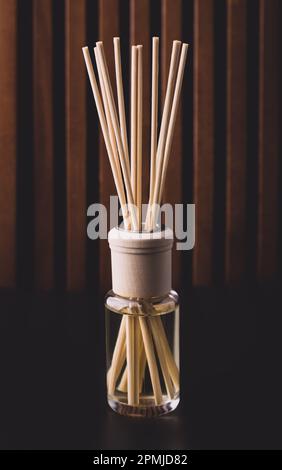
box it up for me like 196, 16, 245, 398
193, 0, 214, 285
99, 0, 120, 294
161, 0, 183, 290
33, 0, 54, 290
258, 0, 279, 280
0, 0, 17, 287
130, 0, 150, 208
65, 0, 87, 291
225, 0, 247, 283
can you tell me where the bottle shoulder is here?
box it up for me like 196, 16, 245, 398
105, 290, 179, 316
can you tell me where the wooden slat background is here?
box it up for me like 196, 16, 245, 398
162, 0, 183, 290
258, 0, 280, 280
193, 0, 214, 286
0, 0, 281, 293
65, 0, 87, 291
33, 0, 54, 290
225, 0, 247, 283
0, 0, 17, 287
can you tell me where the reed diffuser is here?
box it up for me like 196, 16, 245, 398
83, 37, 188, 417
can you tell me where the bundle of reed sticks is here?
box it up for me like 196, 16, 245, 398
83, 37, 188, 407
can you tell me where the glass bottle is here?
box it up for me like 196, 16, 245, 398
105, 226, 180, 418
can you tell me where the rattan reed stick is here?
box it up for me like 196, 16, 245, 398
145, 40, 181, 230
94, 47, 130, 230
126, 315, 139, 405
82, 47, 130, 228
113, 37, 130, 176
149, 316, 174, 399
136, 45, 143, 230
159, 43, 189, 204
139, 317, 163, 405
148, 37, 159, 227
96, 42, 138, 230
130, 46, 138, 205
107, 315, 126, 395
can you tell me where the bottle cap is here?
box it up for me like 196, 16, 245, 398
108, 226, 173, 298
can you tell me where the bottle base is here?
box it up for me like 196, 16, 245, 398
107, 394, 180, 418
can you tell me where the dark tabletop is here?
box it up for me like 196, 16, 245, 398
0, 285, 281, 450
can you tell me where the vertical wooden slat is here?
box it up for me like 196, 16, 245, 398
193, 0, 214, 285
161, 0, 183, 289
65, 0, 87, 291
225, 0, 247, 283
33, 0, 54, 289
258, 0, 279, 280
99, 0, 120, 294
0, 1, 17, 287
130, 0, 150, 206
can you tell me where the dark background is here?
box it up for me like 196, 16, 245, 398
0, 0, 282, 450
